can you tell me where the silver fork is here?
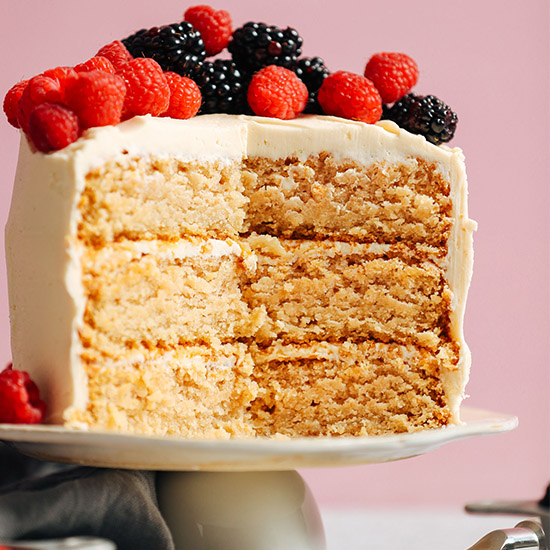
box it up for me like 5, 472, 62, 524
465, 484, 549, 550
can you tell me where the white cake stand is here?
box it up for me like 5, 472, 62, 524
0, 407, 517, 550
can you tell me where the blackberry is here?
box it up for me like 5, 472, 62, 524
384, 93, 458, 145
193, 60, 249, 115
382, 103, 393, 120
122, 22, 206, 78
228, 22, 302, 73
294, 57, 329, 114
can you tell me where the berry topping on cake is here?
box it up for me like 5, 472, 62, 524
184, 5, 232, 56
27, 103, 80, 152
74, 56, 116, 74
161, 72, 202, 119
3, 80, 29, 128
17, 75, 64, 133
384, 93, 458, 145
193, 59, 248, 114
122, 22, 206, 78
96, 40, 133, 70
0, 364, 47, 424
2, 7, 460, 148
41, 66, 79, 94
228, 22, 302, 74
364, 52, 419, 104
247, 65, 307, 119
65, 70, 126, 129
317, 71, 382, 123
294, 57, 330, 114
118, 58, 170, 118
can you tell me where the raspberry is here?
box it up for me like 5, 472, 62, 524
65, 70, 126, 130
317, 71, 382, 123
96, 40, 133, 71
0, 364, 47, 424
118, 58, 170, 118
161, 72, 201, 119
41, 66, 79, 95
364, 52, 419, 104
17, 75, 64, 133
3, 80, 29, 128
27, 103, 80, 153
184, 5, 232, 56
74, 56, 116, 74
247, 65, 307, 120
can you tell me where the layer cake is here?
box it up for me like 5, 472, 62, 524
5, 114, 475, 437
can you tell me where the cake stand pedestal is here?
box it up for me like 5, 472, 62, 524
0, 407, 517, 550
157, 470, 325, 550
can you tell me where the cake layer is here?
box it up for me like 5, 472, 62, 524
243, 154, 453, 245
79, 236, 452, 355
244, 236, 451, 349
79, 239, 262, 359
67, 340, 457, 437
78, 152, 454, 247
249, 341, 456, 437
79, 157, 245, 245
68, 343, 257, 438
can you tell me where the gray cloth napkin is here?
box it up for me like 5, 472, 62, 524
0, 447, 174, 550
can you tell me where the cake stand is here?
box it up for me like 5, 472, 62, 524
0, 407, 517, 550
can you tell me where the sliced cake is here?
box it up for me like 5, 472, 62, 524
5, 114, 475, 437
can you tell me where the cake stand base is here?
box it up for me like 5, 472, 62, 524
156, 470, 326, 550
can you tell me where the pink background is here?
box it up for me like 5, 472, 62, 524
1, 0, 548, 507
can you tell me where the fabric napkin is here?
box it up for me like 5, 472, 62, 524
0, 444, 175, 550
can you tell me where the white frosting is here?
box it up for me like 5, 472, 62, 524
5, 114, 475, 426
123, 238, 250, 260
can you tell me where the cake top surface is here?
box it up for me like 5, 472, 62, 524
18, 114, 464, 176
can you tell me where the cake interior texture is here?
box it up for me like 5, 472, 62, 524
73, 152, 457, 437
6, 115, 475, 438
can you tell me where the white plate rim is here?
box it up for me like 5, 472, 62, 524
0, 407, 518, 471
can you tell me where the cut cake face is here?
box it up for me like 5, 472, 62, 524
5, 114, 476, 437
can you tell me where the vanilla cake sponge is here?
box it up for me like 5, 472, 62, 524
5, 114, 476, 437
